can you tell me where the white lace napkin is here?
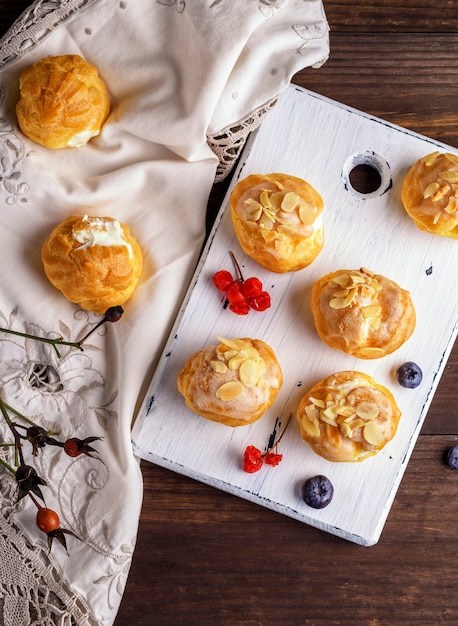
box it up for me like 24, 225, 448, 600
0, 1, 329, 623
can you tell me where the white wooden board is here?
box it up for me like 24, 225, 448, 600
132, 85, 458, 546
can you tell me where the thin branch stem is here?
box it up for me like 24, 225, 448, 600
0, 327, 83, 357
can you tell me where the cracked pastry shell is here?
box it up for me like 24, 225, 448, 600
230, 173, 324, 273
296, 370, 401, 462
401, 151, 458, 239
310, 267, 416, 359
41, 215, 143, 314
177, 337, 283, 427
16, 54, 110, 149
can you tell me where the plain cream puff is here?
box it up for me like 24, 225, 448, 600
16, 54, 110, 149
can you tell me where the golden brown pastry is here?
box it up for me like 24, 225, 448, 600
401, 151, 458, 238
310, 267, 416, 359
177, 337, 283, 427
16, 54, 110, 149
230, 173, 324, 273
42, 215, 143, 313
296, 370, 401, 462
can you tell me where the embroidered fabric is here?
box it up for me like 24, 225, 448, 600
0, 1, 329, 624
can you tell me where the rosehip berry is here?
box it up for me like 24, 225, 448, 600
301, 475, 334, 509
226, 280, 246, 305
241, 277, 263, 299
212, 270, 233, 291
249, 291, 271, 311
243, 445, 263, 473
396, 362, 422, 389
36, 507, 60, 534
104, 305, 124, 323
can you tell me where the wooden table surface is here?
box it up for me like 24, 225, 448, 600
1, 2, 457, 625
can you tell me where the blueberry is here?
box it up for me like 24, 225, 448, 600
446, 445, 458, 470
301, 475, 334, 509
396, 362, 422, 389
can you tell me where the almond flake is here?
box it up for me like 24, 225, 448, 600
322, 406, 338, 420
244, 347, 260, 360
259, 215, 274, 230
239, 358, 264, 387
439, 171, 458, 184
260, 189, 272, 208
245, 203, 262, 222
423, 182, 440, 199
362, 305, 382, 319
277, 224, 297, 235
329, 297, 348, 309
298, 203, 315, 226
211, 360, 227, 374
320, 413, 338, 427
305, 404, 320, 423
349, 418, 366, 431
228, 356, 245, 370
340, 422, 353, 438
301, 416, 321, 438
355, 401, 379, 421
261, 229, 278, 243
349, 273, 366, 285
216, 381, 244, 401
444, 197, 458, 214
281, 192, 299, 212
446, 153, 458, 166
310, 396, 326, 409
422, 152, 440, 166
335, 405, 355, 418
357, 347, 385, 357
330, 274, 352, 288
368, 316, 381, 330
363, 420, 383, 446
432, 184, 451, 202
343, 288, 358, 306
269, 192, 284, 210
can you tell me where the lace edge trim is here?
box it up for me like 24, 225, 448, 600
0, 499, 98, 626
207, 96, 278, 182
0, 0, 99, 68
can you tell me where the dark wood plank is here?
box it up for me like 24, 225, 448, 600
323, 1, 458, 32
295, 33, 458, 146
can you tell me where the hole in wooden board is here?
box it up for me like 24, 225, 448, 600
342, 151, 392, 199
349, 163, 382, 194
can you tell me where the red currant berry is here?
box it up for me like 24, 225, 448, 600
249, 291, 271, 311
264, 452, 283, 467
212, 270, 234, 291
241, 277, 263, 299
243, 446, 263, 473
226, 280, 247, 305
229, 302, 250, 315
